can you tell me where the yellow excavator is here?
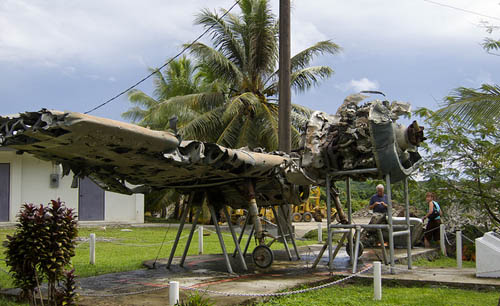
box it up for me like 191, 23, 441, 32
291, 186, 338, 222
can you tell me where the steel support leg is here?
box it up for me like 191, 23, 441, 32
272, 206, 292, 261
386, 174, 395, 274
209, 205, 233, 274
167, 193, 194, 269
404, 178, 412, 269
243, 224, 255, 257
326, 175, 333, 269
346, 178, 354, 265
279, 204, 301, 260
233, 211, 250, 257
312, 231, 347, 269
180, 208, 201, 267
352, 226, 362, 273
223, 206, 247, 271
377, 228, 389, 265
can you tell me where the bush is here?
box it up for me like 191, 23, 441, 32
3, 199, 78, 305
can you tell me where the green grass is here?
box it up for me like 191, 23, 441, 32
0, 226, 315, 289
254, 284, 499, 306
413, 254, 476, 269
0, 296, 27, 306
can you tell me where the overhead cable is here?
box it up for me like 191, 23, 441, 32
423, 0, 500, 22
85, 0, 241, 114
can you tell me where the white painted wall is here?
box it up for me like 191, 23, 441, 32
0, 150, 144, 223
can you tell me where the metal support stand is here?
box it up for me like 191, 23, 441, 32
279, 205, 301, 260
386, 175, 395, 274
272, 206, 292, 260
180, 207, 202, 267
352, 226, 362, 273
223, 206, 247, 271
326, 175, 333, 269
209, 205, 233, 274
243, 224, 255, 257
404, 178, 412, 269
312, 230, 348, 269
167, 192, 194, 269
346, 178, 354, 265
376, 229, 388, 265
233, 211, 250, 257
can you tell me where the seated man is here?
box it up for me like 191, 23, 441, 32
368, 184, 388, 214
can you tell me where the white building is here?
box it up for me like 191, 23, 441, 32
0, 148, 144, 223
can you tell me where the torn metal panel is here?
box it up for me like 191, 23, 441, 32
0, 110, 307, 207
299, 95, 425, 183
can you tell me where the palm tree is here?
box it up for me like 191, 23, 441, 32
122, 56, 204, 130
435, 38, 500, 126
435, 84, 500, 126
153, 0, 341, 150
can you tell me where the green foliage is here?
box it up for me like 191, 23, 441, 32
413, 254, 475, 269
3, 199, 78, 305
435, 84, 500, 127
415, 108, 500, 226
124, 0, 341, 151
176, 292, 214, 306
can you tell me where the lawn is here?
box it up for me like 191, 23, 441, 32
0, 225, 315, 289
254, 283, 499, 306
413, 254, 476, 269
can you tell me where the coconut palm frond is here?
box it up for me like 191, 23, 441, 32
121, 106, 149, 124
127, 90, 159, 109
216, 113, 243, 147
187, 42, 244, 85
482, 38, 500, 52
195, 9, 245, 68
181, 106, 226, 142
290, 66, 333, 94
247, 0, 278, 78
436, 84, 500, 126
291, 40, 342, 72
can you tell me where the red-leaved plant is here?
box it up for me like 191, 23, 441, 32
3, 199, 78, 306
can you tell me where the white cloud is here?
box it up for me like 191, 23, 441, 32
336, 77, 379, 93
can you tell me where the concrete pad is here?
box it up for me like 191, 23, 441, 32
2, 245, 498, 306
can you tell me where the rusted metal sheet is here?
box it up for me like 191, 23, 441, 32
0, 94, 425, 205
299, 94, 425, 183
0, 109, 306, 207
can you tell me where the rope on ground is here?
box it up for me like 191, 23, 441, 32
181, 265, 373, 297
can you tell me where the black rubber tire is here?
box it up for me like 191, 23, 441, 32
252, 245, 274, 269
346, 241, 364, 258
292, 212, 302, 222
303, 212, 313, 222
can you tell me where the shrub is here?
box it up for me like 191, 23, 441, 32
3, 199, 78, 305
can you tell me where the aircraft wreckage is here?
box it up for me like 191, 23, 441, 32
0, 94, 425, 271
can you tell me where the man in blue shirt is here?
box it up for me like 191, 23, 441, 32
368, 184, 388, 213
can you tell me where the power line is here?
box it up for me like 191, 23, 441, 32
85, 0, 241, 115
423, 0, 500, 22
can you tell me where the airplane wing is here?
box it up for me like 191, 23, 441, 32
0, 110, 305, 208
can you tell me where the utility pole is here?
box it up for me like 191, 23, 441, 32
278, 0, 292, 228
278, 0, 291, 153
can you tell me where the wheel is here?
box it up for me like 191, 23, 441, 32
237, 216, 247, 228
292, 212, 302, 222
303, 212, 313, 222
346, 241, 364, 258
252, 245, 274, 268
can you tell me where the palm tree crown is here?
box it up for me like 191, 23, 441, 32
125, 0, 341, 151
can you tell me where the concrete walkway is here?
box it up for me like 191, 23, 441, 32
4, 243, 498, 306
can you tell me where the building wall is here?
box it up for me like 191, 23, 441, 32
0, 150, 144, 223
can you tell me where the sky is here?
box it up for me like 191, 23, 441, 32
1, 0, 499, 122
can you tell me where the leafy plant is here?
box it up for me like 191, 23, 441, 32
175, 292, 214, 306
3, 199, 78, 305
